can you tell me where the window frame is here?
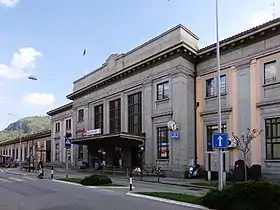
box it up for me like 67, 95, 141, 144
94, 104, 104, 134
206, 124, 227, 151
220, 75, 226, 94
109, 99, 121, 133
156, 81, 169, 101
206, 78, 215, 97
128, 92, 142, 135
265, 117, 280, 160
55, 122, 60, 133
157, 126, 169, 159
65, 119, 71, 130
78, 109, 84, 122
264, 60, 277, 84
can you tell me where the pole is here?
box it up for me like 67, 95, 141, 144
19, 122, 22, 169
215, 0, 223, 191
65, 148, 69, 179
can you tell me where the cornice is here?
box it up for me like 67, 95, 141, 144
47, 102, 73, 116
67, 44, 196, 100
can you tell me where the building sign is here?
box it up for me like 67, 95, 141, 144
171, 131, 179, 139
82, 129, 101, 137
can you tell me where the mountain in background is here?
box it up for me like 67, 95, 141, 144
0, 116, 51, 142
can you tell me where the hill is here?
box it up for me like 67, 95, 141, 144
0, 116, 51, 142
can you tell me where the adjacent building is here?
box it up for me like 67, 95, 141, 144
0, 130, 51, 164
47, 18, 280, 179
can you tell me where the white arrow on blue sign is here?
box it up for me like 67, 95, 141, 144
212, 133, 228, 149
65, 138, 71, 149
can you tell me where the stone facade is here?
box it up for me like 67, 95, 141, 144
47, 18, 280, 179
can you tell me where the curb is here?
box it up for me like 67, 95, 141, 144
52, 179, 136, 189
126, 192, 209, 209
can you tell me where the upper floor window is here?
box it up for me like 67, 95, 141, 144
220, 75, 226, 94
157, 126, 169, 159
94, 104, 104, 134
55, 122, 60, 132
65, 119, 71, 130
206, 78, 215, 97
206, 124, 227, 151
78, 109, 84, 122
265, 118, 280, 160
157, 82, 169, 100
128, 92, 142, 135
264, 61, 277, 84
109, 99, 121, 133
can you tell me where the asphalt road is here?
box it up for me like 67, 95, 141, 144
0, 169, 202, 210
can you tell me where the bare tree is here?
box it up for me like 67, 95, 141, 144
232, 128, 262, 181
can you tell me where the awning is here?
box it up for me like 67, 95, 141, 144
71, 132, 145, 145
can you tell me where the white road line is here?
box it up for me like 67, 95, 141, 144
22, 176, 36, 180
0, 178, 11, 182
8, 177, 24, 182
100, 189, 115, 193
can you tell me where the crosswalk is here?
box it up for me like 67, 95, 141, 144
0, 176, 37, 183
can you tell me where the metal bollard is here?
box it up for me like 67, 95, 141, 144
129, 177, 133, 191
51, 166, 54, 179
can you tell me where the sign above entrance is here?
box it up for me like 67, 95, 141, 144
167, 120, 178, 131
84, 129, 101, 136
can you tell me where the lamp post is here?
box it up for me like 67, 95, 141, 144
214, 0, 224, 191
8, 113, 23, 168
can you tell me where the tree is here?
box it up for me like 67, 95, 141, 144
232, 128, 262, 181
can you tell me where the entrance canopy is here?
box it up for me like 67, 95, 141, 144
71, 132, 145, 146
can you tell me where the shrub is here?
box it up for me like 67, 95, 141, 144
80, 174, 112, 186
201, 181, 280, 210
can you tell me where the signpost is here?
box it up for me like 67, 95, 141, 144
64, 138, 71, 179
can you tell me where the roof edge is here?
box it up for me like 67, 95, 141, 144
47, 102, 73, 116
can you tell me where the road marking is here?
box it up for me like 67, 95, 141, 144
0, 178, 11, 182
100, 189, 115, 193
23, 176, 36, 180
126, 192, 209, 210
8, 177, 24, 182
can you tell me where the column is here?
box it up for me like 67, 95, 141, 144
22, 144, 25, 162
104, 99, 109, 134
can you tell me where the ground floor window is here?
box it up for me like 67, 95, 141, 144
206, 124, 227, 151
78, 145, 83, 161
157, 126, 169, 159
265, 118, 280, 159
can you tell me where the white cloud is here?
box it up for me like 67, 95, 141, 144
22, 93, 55, 106
0, 47, 42, 79
248, 5, 275, 27
0, 0, 19, 7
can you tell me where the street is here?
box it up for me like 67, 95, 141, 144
0, 169, 203, 210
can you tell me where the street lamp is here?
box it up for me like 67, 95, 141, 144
8, 113, 23, 168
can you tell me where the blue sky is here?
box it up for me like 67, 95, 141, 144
0, 0, 277, 129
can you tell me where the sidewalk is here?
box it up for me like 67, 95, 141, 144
51, 168, 216, 190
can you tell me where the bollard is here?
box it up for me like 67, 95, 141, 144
51, 166, 54, 179
129, 177, 133, 191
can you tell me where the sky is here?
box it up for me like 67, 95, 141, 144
0, 0, 278, 129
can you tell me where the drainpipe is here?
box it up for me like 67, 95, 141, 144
194, 65, 198, 165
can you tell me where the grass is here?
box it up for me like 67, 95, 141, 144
138, 192, 203, 205
191, 180, 232, 188
58, 177, 124, 186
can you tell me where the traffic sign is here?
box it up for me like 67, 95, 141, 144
171, 131, 179, 139
212, 133, 228, 149
65, 138, 71, 149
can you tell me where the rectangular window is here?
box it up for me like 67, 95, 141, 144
128, 92, 142, 135
206, 124, 227, 151
109, 99, 121, 133
94, 104, 104, 134
157, 81, 169, 100
55, 122, 60, 132
206, 78, 215, 97
264, 61, 277, 84
265, 118, 280, 159
66, 119, 71, 130
78, 109, 84, 122
220, 75, 226, 94
157, 126, 169, 159
78, 145, 83, 161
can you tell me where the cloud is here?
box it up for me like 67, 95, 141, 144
248, 5, 274, 27
0, 47, 42, 80
0, 0, 19, 7
22, 93, 55, 106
